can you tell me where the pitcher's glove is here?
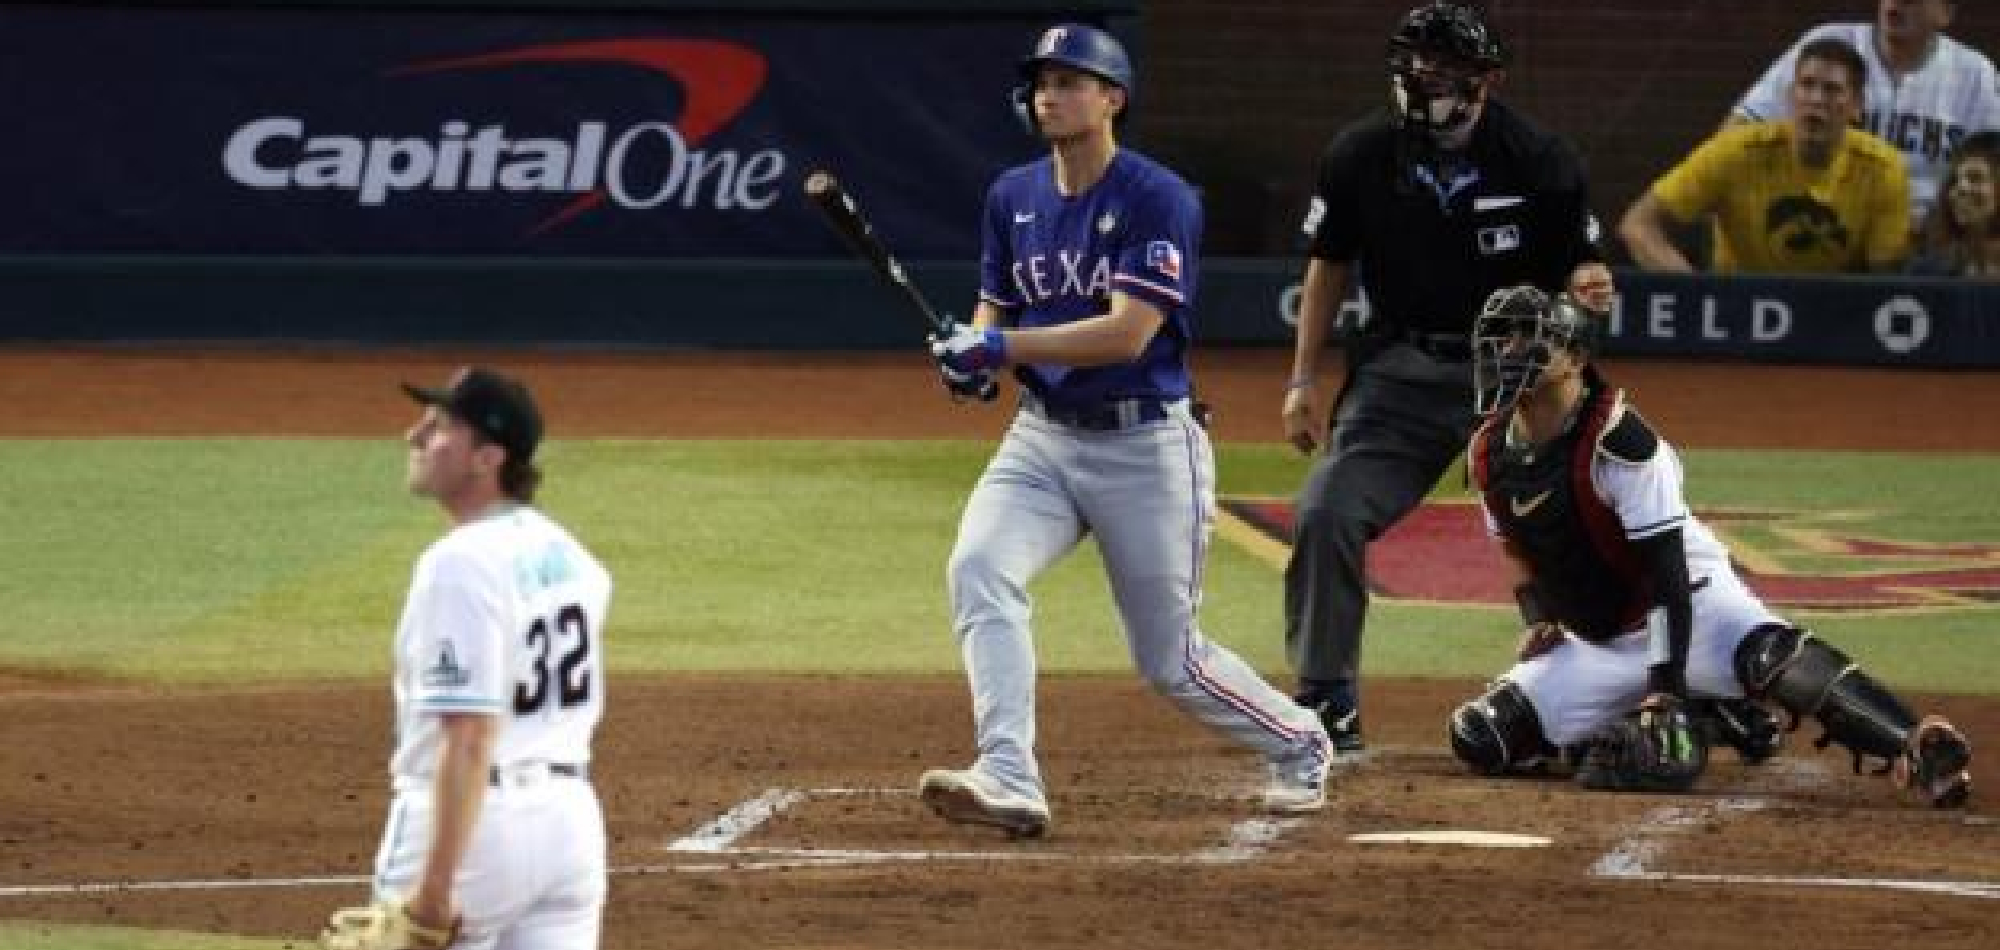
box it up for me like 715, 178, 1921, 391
1575, 693, 1708, 793
320, 898, 460, 950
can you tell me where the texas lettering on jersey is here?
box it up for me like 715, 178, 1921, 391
1010, 249, 1113, 305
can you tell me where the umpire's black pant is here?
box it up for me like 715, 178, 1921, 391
1285, 343, 1480, 686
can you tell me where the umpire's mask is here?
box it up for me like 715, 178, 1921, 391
1473, 285, 1600, 416
1387, 2, 1506, 140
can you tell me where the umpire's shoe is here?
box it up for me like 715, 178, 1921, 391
1896, 716, 1973, 809
1294, 688, 1365, 759
918, 768, 1050, 839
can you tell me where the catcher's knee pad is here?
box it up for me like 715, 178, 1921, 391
1448, 680, 1555, 775
1735, 623, 1917, 771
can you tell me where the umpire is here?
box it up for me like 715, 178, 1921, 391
1280, 1, 1614, 754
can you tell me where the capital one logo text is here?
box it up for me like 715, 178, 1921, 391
217, 38, 780, 226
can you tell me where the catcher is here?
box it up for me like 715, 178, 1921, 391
321, 367, 613, 950
1447, 286, 1973, 806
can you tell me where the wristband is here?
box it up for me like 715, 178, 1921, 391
1646, 663, 1687, 699
1285, 376, 1315, 391
1513, 583, 1551, 627
981, 327, 1009, 366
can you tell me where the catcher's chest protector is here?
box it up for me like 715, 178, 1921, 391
1473, 385, 1646, 639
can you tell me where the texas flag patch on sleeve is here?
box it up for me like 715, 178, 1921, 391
1145, 240, 1182, 280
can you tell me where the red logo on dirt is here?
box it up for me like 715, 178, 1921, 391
1221, 499, 2000, 612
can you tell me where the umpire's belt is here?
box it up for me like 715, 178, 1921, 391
1399, 330, 1473, 362
1021, 393, 1183, 431
488, 761, 587, 788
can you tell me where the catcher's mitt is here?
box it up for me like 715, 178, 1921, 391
320, 899, 460, 950
1575, 694, 1708, 793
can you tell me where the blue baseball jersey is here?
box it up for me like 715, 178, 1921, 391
977, 149, 1200, 406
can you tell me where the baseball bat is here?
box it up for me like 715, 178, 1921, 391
802, 170, 955, 338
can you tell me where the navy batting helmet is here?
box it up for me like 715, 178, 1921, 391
1011, 24, 1134, 132
1020, 23, 1134, 89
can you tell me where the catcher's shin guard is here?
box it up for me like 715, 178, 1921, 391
1448, 680, 1557, 775
1735, 624, 1917, 773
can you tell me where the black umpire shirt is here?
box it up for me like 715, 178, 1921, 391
1304, 99, 1602, 335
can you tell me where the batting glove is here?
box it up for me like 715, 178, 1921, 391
930, 323, 1008, 374
936, 362, 1000, 402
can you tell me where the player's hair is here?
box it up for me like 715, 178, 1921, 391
499, 457, 542, 503
1796, 37, 1867, 93
468, 429, 541, 502
1915, 130, 2000, 273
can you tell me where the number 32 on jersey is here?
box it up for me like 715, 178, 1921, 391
515, 604, 594, 714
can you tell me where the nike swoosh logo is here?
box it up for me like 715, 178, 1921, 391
1510, 489, 1553, 517
1013, 212, 1036, 224
1474, 195, 1525, 211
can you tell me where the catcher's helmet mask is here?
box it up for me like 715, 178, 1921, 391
1473, 284, 1602, 416
1389, 2, 1507, 140
1011, 23, 1134, 135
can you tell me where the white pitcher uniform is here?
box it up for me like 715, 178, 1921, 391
374, 505, 612, 950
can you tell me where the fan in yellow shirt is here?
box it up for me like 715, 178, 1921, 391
1621, 37, 1910, 273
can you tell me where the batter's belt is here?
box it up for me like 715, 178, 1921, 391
489, 761, 587, 788
1020, 392, 1186, 431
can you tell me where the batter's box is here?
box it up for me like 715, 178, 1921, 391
660, 786, 1314, 870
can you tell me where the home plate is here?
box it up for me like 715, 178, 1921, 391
1347, 830, 1551, 848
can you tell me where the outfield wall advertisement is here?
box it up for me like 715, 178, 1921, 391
0, 7, 1039, 256
6, 255, 1998, 367
1200, 267, 2000, 368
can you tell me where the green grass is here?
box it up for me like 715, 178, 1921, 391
0, 922, 294, 950
0, 439, 1994, 690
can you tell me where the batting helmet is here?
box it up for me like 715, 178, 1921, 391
1019, 23, 1134, 90
1011, 24, 1134, 132
1472, 285, 1603, 415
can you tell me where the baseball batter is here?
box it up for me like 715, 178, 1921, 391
1448, 287, 1972, 807
922, 24, 1331, 839
320, 367, 612, 950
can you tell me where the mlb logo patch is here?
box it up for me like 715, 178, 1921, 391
1476, 224, 1521, 255
1146, 240, 1182, 280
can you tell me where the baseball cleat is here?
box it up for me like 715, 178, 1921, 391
1895, 716, 1973, 809
918, 768, 1050, 839
1294, 687, 1365, 760
1262, 732, 1333, 814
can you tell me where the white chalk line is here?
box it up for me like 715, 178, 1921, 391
666, 787, 807, 853
1587, 757, 1999, 900
1611, 871, 2000, 900
0, 875, 368, 897
17, 758, 1988, 901
2, 784, 1308, 899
